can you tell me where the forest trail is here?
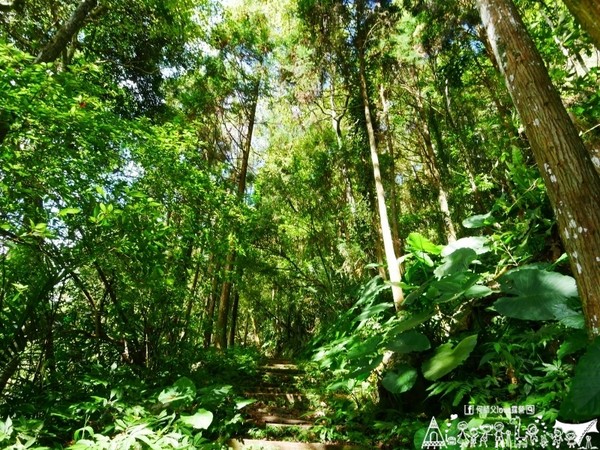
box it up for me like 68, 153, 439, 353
228, 359, 364, 450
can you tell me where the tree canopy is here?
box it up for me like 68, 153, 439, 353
1, 0, 600, 448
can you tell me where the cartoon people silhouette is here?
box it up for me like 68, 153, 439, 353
480, 423, 493, 446
457, 421, 470, 444
526, 423, 539, 446
494, 422, 505, 448
552, 428, 563, 448
565, 430, 577, 448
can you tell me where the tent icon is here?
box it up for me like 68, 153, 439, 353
422, 416, 447, 449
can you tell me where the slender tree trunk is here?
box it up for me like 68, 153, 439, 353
215, 79, 259, 349
414, 91, 457, 244
35, 0, 98, 63
181, 257, 202, 341
228, 289, 240, 348
477, 0, 600, 336
562, 0, 600, 51
251, 314, 261, 347
379, 85, 404, 263
215, 251, 235, 350
203, 267, 219, 348
243, 316, 250, 346
357, 49, 404, 310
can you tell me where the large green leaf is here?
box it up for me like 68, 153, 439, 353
560, 338, 600, 420
557, 330, 589, 359
462, 212, 496, 229
346, 335, 382, 360
354, 302, 393, 327
385, 310, 434, 337
406, 232, 443, 255
493, 267, 581, 321
179, 409, 213, 429
382, 365, 418, 394
158, 377, 196, 406
434, 248, 478, 279
385, 330, 431, 353
422, 335, 478, 381
441, 237, 489, 257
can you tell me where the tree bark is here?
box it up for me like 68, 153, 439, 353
413, 89, 457, 244
203, 267, 219, 348
35, 0, 99, 64
228, 288, 240, 348
379, 85, 404, 263
562, 0, 600, 51
477, 0, 600, 336
214, 79, 259, 349
357, 48, 404, 310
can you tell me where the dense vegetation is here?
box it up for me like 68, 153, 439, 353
1, 0, 600, 448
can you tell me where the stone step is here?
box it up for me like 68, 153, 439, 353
258, 361, 304, 376
246, 392, 307, 403
260, 363, 301, 371
260, 415, 312, 426
228, 439, 364, 450
244, 386, 301, 394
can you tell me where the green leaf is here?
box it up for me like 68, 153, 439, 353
382, 365, 418, 394
347, 335, 382, 360
406, 232, 442, 255
235, 399, 256, 410
0, 416, 13, 443
493, 267, 580, 321
158, 377, 196, 406
386, 311, 434, 336
560, 338, 600, 420
462, 211, 496, 229
58, 207, 81, 216
422, 335, 478, 381
557, 331, 589, 360
385, 330, 430, 353
179, 409, 213, 429
463, 285, 493, 299
434, 248, 478, 279
441, 237, 489, 257
354, 302, 393, 326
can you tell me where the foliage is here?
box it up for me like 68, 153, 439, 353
2, 0, 600, 447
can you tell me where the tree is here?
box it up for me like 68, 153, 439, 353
562, 0, 600, 50
477, 0, 600, 336
34, 0, 99, 64
357, 38, 404, 310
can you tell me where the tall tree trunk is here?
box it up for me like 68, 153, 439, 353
357, 49, 404, 310
562, 0, 600, 51
329, 85, 357, 216
181, 256, 202, 342
35, 0, 98, 63
215, 251, 235, 350
203, 266, 219, 348
215, 79, 259, 349
379, 85, 404, 263
413, 90, 457, 244
477, 0, 600, 336
228, 288, 240, 348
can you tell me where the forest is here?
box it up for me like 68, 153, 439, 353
1, 0, 600, 448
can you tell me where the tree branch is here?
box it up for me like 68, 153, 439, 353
35, 0, 98, 64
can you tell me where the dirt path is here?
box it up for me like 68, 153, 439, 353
228, 359, 364, 450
